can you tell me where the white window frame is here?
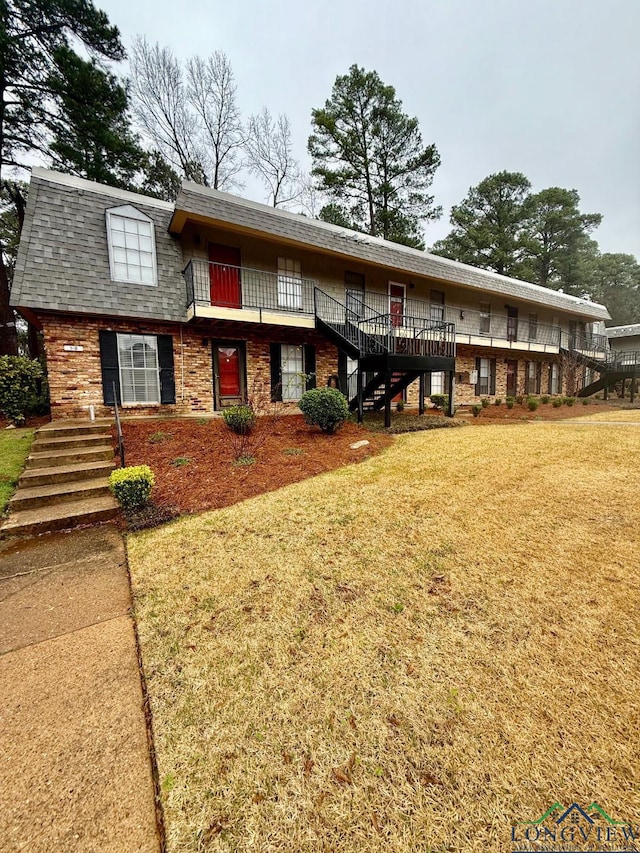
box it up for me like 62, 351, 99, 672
117, 333, 160, 405
281, 344, 305, 401
431, 371, 444, 395
479, 303, 491, 335
550, 363, 561, 395
430, 289, 445, 323
477, 358, 491, 396
106, 205, 157, 286
277, 258, 302, 310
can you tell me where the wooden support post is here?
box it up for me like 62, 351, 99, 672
447, 371, 456, 417
604, 379, 608, 401
419, 373, 425, 415
357, 367, 364, 424
385, 370, 392, 429
631, 374, 636, 404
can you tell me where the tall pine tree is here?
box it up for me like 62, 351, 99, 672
0, 0, 132, 354
308, 65, 441, 249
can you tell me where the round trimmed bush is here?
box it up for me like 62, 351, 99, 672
527, 397, 539, 411
222, 404, 256, 434
471, 404, 482, 417
298, 387, 349, 434
109, 465, 155, 510
552, 397, 562, 408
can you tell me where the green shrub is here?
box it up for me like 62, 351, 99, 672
298, 387, 349, 434
552, 397, 563, 408
527, 397, 539, 411
564, 396, 576, 407
395, 400, 405, 412
0, 356, 44, 424
480, 397, 490, 408
494, 398, 502, 406
430, 394, 448, 411
471, 404, 482, 417
222, 404, 256, 434
515, 395, 525, 405
506, 398, 515, 409
149, 431, 172, 443
581, 398, 590, 405
540, 395, 550, 404
109, 465, 155, 510
170, 456, 191, 467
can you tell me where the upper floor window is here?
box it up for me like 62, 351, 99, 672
528, 313, 538, 341
277, 257, 302, 310
479, 303, 491, 335
106, 205, 157, 286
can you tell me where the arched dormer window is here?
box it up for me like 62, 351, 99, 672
106, 205, 157, 285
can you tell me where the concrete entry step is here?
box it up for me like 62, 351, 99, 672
25, 445, 114, 469
9, 477, 112, 511
1, 495, 119, 539
31, 433, 112, 452
19, 460, 115, 487
37, 420, 113, 437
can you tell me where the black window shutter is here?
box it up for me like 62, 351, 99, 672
157, 335, 176, 404
424, 372, 432, 397
304, 344, 316, 391
536, 362, 542, 395
490, 359, 497, 395
270, 343, 282, 402
475, 356, 481, 396
99, 330, 120, 405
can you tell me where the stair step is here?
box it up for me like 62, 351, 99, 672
9, 478, 112, 511
19, 460, 115, 487
26, 445, 114, 469
37, 420, 113, 438
31, 433, 111, 452
1, 495, 119, 539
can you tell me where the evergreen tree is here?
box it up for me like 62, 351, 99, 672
520, 187, 602, 294
48, 46, 144, 188
0, 0, 130, 354
308, 65, 441, 249
430, 172, 532, 276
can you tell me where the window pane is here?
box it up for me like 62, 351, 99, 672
117, 334, 159, 403
281, 344, 304, 401
109, 211, 156, 285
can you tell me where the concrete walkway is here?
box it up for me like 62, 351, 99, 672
0, 524, 160, 853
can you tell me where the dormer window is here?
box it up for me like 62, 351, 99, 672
106, 205, 157, 285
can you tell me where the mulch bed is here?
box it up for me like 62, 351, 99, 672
118, 416, 393, 516
462, 400, 621, 423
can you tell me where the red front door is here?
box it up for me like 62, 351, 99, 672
389, 284, 405, 328
208, 244, 241, 308
218, 346, 240, 397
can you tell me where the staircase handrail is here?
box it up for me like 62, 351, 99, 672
112, 382, 125, 468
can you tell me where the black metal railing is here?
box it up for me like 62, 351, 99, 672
184, 259, 317, 315
315, 287, 456, 358
346, 289, 562, 348
560, 331, 610, 361
112, 381, 125, 467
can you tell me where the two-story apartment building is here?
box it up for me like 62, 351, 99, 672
12, 169, 611, 423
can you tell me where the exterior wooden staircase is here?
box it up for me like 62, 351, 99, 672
1, 420, 119, 538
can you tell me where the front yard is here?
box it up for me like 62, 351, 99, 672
128, 422, 640, 852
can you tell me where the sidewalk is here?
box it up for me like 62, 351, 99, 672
0, 524, 160, 853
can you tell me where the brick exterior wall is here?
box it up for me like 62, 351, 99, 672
38, 312, 339, 419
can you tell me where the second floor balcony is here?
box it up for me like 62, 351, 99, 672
184, 259, 317, 327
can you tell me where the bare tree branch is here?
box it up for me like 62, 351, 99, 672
246, 109, 302, 207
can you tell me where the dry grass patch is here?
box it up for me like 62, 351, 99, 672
568, 407, 640, 422
128, 424, 640, 853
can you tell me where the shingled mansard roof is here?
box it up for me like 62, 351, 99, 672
605, 324, 640, 338
171, 181, 610, 321
13, 169, 610, 322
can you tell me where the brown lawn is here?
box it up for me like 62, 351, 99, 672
128, 422, 640, 853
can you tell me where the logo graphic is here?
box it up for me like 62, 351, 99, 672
511, 802, 639, 852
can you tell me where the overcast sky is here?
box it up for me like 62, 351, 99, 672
100, 0, 640, 257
